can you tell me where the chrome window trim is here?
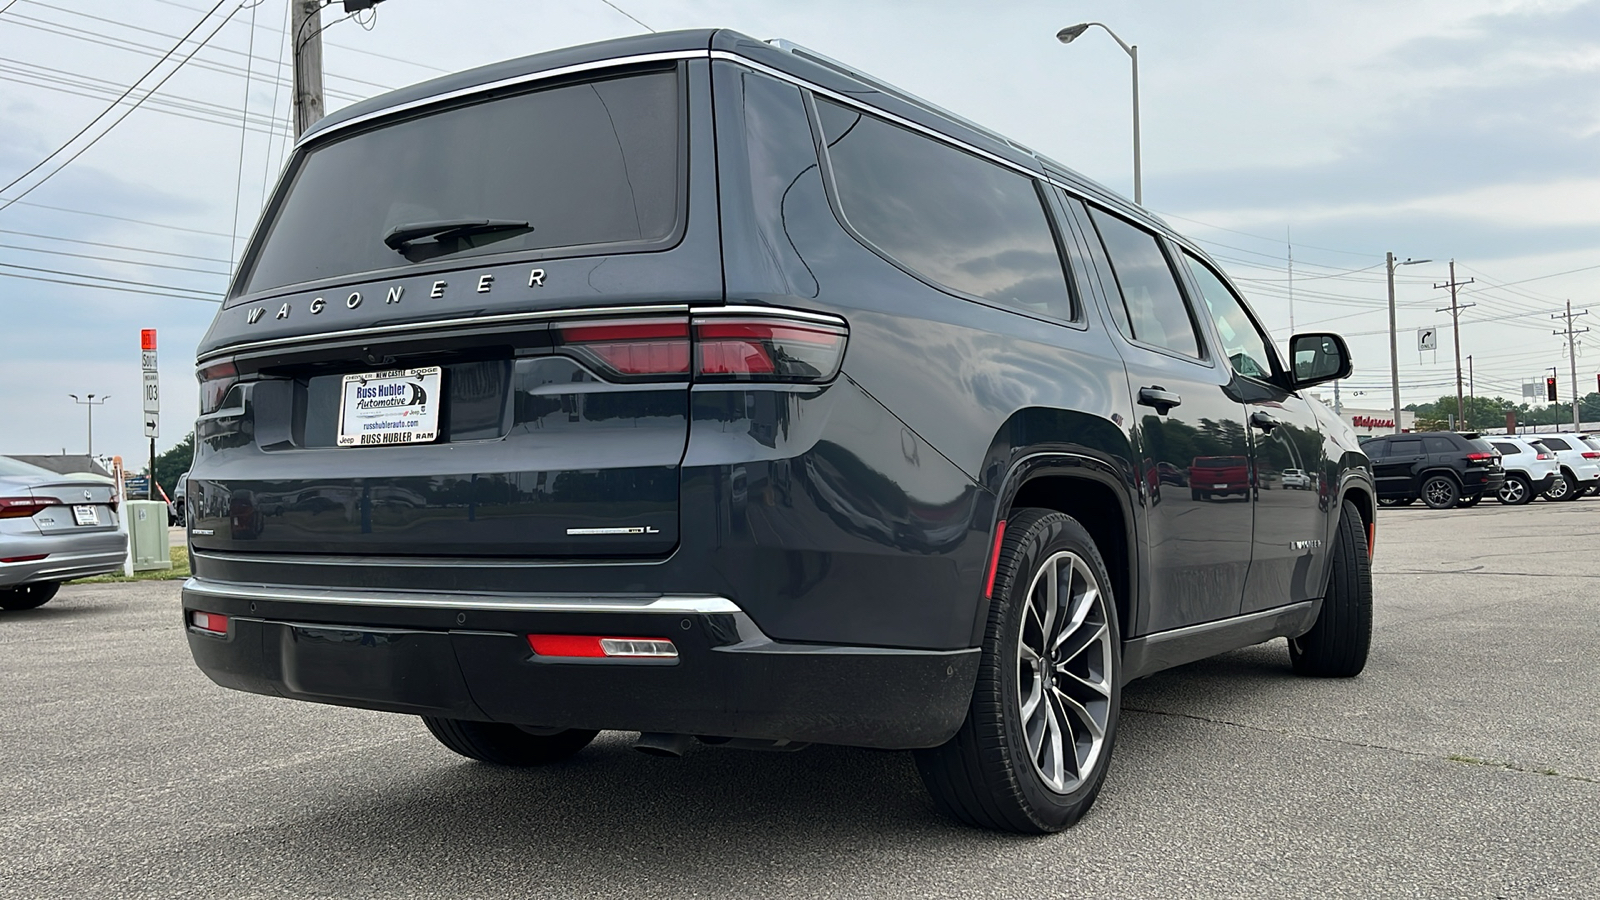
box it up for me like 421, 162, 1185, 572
183, 577, 742, 615
692, 304, 847, 325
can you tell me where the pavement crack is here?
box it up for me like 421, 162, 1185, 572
1122, 706, 1600, 785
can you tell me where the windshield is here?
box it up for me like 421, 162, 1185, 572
1194, 457, 1246, 468
236, 68, 682, 296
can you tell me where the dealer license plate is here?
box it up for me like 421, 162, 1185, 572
72, 505, 99, 526
1213, 483, 1227, 489
337, 367, 443, 447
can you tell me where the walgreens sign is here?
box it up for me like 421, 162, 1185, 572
1350, 415, 1395, 429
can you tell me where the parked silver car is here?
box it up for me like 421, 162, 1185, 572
0, 456, 127, 610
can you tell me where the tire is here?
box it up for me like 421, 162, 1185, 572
914, 508, 1121, 833
1191, 489, 1202, 501
421, 718, 598, 766
1290, 501, 1372, 678
1456, 494, 1481, 508
0, 581, 60, 611
1497, 474, 1533, 506
1378, 497, 1413, 507
1420, 475, 1458, 510
1544, 470, 1576, 502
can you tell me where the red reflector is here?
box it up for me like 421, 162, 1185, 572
190, 611, 228, 634
984, 519, 1008, 599
0, 554, 48, 563
0, 497, 56, 519
527, 634, 677, 658
197, 360, 239, 415
1367, 521, 1375, 560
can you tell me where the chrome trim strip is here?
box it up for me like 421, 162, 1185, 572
296, 50, 711, 147
1136, 601, 1317, 645
196, 304, 690, 364
692, 304, 847, 325
182, 577, 741, 614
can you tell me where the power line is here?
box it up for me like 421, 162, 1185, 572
0, 0, 231, 207
148, 0, 450, 73
0, 268, 223, 300
0, 2, 248, 216
0, 241, 229, 275
0, 227, 228, 261
0, 198, 229, 238
228, 0, 260, 269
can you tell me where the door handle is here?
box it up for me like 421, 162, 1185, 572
1137, 386, 1182, 414
1251, 410, 1280, 431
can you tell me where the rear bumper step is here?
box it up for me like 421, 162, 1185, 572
181, 578, 978, 749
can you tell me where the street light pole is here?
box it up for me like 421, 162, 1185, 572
1386, 254, 1430, 434
68, 393, 109, 456
1057, 22, 1141, 205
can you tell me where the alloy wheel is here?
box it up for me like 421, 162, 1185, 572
1546, 475, 1570, 500
1498, 479, 1526, 504
1422, 477, 1456, 509
1015, 550, 1114, 794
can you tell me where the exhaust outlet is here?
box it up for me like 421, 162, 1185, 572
632, 732, 692, 758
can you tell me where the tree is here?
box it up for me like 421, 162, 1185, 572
142, 433, 194, 499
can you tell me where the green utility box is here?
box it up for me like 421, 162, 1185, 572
128, 500, 172, 572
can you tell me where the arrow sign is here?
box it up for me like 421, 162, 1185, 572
144, 417, 159, 438
1418, 327, 1438, 351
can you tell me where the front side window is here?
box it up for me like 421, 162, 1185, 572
237, 69, 682, 296
1088, 208, 1203, 359
1182, 252, 1277, 380
814, 99, 1075, 321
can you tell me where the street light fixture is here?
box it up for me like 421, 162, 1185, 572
1386, 254, 1431, 433
68, 393, 109, 456
1057, 22, 1141, 205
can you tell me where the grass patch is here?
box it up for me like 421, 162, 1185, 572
74, 545, 189, 584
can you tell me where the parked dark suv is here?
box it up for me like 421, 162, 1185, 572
1362, 432, 1504, 509
182, 30, 1376, 833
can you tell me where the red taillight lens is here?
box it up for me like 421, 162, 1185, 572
0, 497, 56, 519
554, 318, 690, 379
693, 318, 847, 383
1583, 452, 1600, 459
1466, 453, 1493, 461
189, 611, 228, 635
197, 361, 238, 414
0, 554, 48, 563
1537, 452, 1553, 460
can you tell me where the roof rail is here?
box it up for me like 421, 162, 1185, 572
765, 38, 1036, 159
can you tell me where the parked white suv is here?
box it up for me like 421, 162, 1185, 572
1485, 436, 1561, 504
1524, 433, 1600, 500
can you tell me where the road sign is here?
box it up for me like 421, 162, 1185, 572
141, 351, 158, 372
1418, 327, 1438, 351
144, 416, 159, 439
142, 371, 160, 415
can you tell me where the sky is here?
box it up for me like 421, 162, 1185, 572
1, 0, 1597, 461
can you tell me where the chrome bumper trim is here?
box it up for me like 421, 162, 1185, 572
181, 577, 741, 615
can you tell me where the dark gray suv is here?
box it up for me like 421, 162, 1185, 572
183, 30, 1376, 832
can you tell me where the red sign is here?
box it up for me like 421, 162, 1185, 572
1351, 415, 1395, 429
140, 329, 157, 351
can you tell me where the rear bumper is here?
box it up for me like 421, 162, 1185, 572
181, 577, 978, 749
1460, 470, 1505, 496
0, 532, 127, 587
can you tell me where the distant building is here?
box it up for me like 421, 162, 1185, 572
9, 454, 114, 478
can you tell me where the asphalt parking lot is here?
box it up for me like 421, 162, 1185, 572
3, 503, 1597, 899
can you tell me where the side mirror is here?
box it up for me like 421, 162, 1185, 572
1288, 333, 1352, 389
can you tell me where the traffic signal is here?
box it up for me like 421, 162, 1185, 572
1547, 377, 1558, 402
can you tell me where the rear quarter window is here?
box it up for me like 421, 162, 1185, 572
1542, 437, 1571, 451
1491, 442, 1521, 455
1423, 437, 1456, 454
814, 98, 1076, 322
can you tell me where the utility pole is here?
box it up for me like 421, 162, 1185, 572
292, 0, 324, 139
1386, 254, 1431, 434
1434, 259, 1475, 427
1466, 354, 1474, 430
1553, 301, 1590, 431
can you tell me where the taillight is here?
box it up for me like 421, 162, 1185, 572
1583, 452, 1600, 459
693, 317, 847, 383
197, 361, 238, 414
0, 497, 56, 519
554, 318, 690, 379
1466, 453, 1493, 462
1537, 452, 1553, 460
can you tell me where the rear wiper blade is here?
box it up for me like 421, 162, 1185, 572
383, 218, 531, 251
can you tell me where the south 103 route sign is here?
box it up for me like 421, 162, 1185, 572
141, 329, 158, 438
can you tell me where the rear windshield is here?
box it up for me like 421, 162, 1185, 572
1465, 438, 1496, 454
1194, 457, 1246, 468
236, 68, 682, 296
0, 456, 56, 478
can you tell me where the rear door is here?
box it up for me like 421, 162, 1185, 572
1073, 202, 1252, 632
189, 61, 722, 561
1374, 437, 1425, 496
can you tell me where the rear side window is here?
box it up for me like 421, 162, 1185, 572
1491, 442, 1520, 455
1362, 440, 1387, 459
1531, 440, 1553, 454
238, 69, 683, 295
1389, 438, 1424, 455
1088, 209, 1204, 359
1423, 436, 1456, 454
814, 99, 1075, 321
1542, 437, 1571, 451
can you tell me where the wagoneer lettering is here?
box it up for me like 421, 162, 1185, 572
184, 30, 1376, 834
